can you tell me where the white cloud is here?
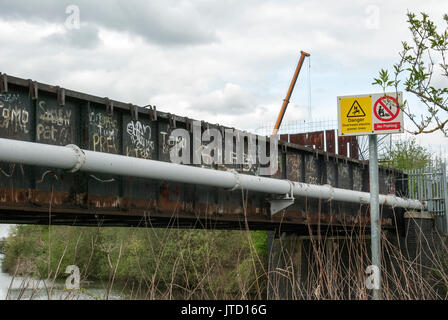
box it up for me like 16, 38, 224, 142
190, 83, 254, 115
0, 0, 219, 46
0, 0, 445, 135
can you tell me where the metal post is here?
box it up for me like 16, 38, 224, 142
369, 134, 381, 300
442, 162, 448, 234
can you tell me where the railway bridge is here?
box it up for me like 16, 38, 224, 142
0, 73, 433, 299
0, 73, 417, 232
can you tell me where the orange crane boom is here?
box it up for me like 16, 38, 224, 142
272, 51, 310, 136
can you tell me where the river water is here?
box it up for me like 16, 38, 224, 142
0, 254, 126, 300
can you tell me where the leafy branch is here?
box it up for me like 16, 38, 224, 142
372, 12, 448, 136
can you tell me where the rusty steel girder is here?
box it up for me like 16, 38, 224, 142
0, 73, 408, 233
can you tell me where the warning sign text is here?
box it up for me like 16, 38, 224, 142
339, 96, 372, 135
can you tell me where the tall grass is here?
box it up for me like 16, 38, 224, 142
266, 215, 448, 300
2, 192, 448, 300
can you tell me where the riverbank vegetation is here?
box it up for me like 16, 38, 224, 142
2, 221, 448, 299
2, 225, 269, 299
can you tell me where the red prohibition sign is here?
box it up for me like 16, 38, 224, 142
374, 96, 400, 122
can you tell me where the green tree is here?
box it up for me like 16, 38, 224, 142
373, 12, 448, 136
380, 138, 431, 170
2, 225, 269, 298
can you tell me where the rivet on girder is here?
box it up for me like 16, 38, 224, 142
130, 104, 138, 121
105, 98, 114, 115
185, 117, 192, 132
168, 113, 176, 128
0, 73, 8, 93
56, 86, 65, 106
201, 121, 208, 132
144, 104, 156, 121
151, 105, 158, 121
28, 80, 38, 100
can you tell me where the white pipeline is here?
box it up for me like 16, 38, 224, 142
0, 138, 424, 210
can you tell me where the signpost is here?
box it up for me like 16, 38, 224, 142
337, 92, 403, 300
338, 92, 403, 136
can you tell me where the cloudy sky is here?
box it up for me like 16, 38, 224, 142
0, 1, 447, 236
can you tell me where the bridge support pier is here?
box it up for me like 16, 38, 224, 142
267, 231, 303, 300
402, 211, 436, 279
267, 231, 354, 300
266, 212, 444, 300
267, 231, 344, 300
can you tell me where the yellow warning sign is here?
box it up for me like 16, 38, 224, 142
347, 100, 366, 117
339, 96, 372, 135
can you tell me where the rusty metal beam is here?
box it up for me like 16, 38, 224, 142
0, 138, 425, 211
0, 72, 412, 231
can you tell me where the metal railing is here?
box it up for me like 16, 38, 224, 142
253, 118, 338, 136
405, 162, 448, 233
